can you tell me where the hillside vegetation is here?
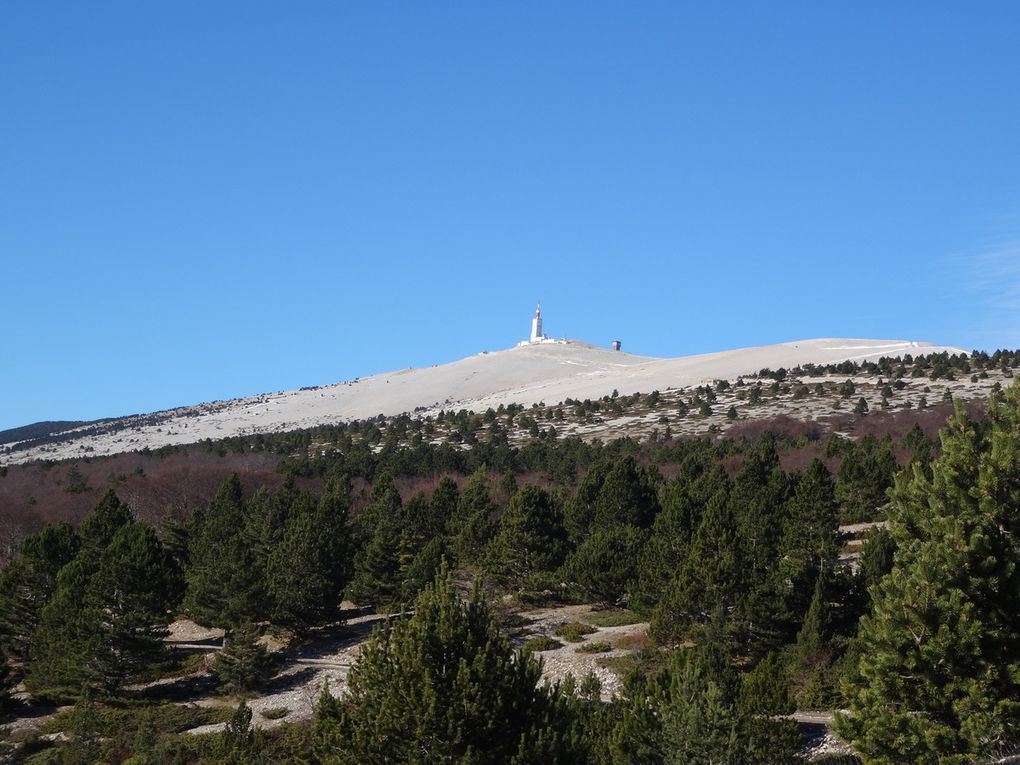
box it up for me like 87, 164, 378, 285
1, 348, 1019, 763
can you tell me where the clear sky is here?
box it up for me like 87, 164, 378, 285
3, 3, 1019, 430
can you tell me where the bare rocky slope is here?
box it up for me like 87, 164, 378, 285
0, 338, 965, 465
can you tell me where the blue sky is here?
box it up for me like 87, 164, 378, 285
2, 3, 1019, 430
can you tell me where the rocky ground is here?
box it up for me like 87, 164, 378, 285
172, 602, 649, 735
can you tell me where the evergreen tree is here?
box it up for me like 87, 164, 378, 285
427, 475, 459, 538
563, 462, 611, 544
402, 536, 445, 603
266, 484, 352, 630
837, 391, 1020, 762
632, 463, 724, 614
0, 645, 13, 714
855, 525, 896, 604
651, 488, 739, 644
488, 485, 569, 587
348, 511, 404, 611
788, 572, 833, 709
313, 563, 584, 764
183, 475, 265, 627
26, 520, 180, 699
724, 435, 791, 654
79, 490, 133, 556
777, 459, 839, 622
592, 456, 660, 530
220, 700, 267, 764
610, 642, 802, 765
64, 463, 89, 494
452, 467, 498, 565
24, 556, 97, 699
563, 524, 646, 608
0, 522, 79, 661
835, 435, 897, 522
211, 622, 274, 695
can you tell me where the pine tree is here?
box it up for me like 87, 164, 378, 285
788, 572, 833, 709
563, 524, 646, 607
612, 641, 802, 765
837, 390, 1020, 762
651, 488, 740, 644
183, 475, 265, 627
777, 459, 838, 622
348, 512, 404, 611
563, 462, 611, 544
212, 622, 274, 695
0, 522, 79, 661
266, 484, 352, 631
79, 490, 133, 555
632, 463, 724, 614
402, 536, 445, 603
26, 520, 180, 699
835, 435, 897, 522
592, 456, 660, 530
313, 562, 584, 764
452, 467, 498, 565
220, 700, 267, 764
488, 485, 569, 587
0, 645, 13, 714
426, 475, 459, 538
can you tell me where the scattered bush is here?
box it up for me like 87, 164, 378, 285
583, 609, 641, 627
521, 635, 563, 653
554, 622, 597, 642
576, 641, 612, 654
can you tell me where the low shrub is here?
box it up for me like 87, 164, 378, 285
555, 622, 598, 643
521, 636, 563, 653
576, 641, 612, 654
584, 609, 641, 627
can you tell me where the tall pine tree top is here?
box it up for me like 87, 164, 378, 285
837, 386, 1020, 763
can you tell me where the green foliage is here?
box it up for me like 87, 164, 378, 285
562, 523, 646, 607
452, 467, 498, 565
220, 701, 267, 764
778, 459, 838, 622
584, 608, 642, 628
576, 640, 612, 654
0, 522, 80, 661
0, 645, 12, 714
183, 475, 265, 628
64, 464, 89, 494
837, 388, 1020, 763
313, 562, 586, 763
835, 435, 897, 522
651, 488, 738, 645
211, 622, 275, 695
266, 481, 353, 630
26, 507, 180, 700
521, 635, 564, 653
608, 643, 802, 765
79, 490, 133, 554
348, 511, 404, 611
555, 622, 598, 642
488, 484, 569, 587
856, 525, 896, 601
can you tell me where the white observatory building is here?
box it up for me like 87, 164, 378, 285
530, 304, 546, 343
518, 304, 564, 346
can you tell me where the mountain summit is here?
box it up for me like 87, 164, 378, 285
1, 337, 965, 464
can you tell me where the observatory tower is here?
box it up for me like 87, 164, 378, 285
530, 304, 545, 343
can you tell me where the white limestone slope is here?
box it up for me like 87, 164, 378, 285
2, 338, 966, 464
